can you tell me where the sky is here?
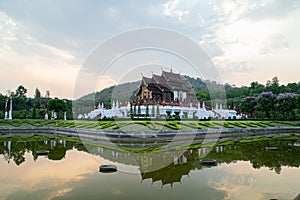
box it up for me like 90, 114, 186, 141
0, 0, 300, 99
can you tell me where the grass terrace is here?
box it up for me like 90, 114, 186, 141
0, 119, 300, 131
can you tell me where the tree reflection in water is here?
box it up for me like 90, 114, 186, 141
0, 134, 299, 186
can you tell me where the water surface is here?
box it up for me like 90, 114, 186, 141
0, 134, 299, 200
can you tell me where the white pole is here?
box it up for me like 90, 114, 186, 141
8, 141, 11, 163
8, 96, 12, 120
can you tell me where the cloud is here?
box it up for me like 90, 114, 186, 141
0, 11, 18, 41
196, 0, 300, 84
0, 12, 80, 98
259, 33, 289, 54
1, 150, 99, 200
212, 56, 254, 73
0, 0, 300, 97
215, 0, 300, 23
241, 0, 300, 21
163, 0, 189, 21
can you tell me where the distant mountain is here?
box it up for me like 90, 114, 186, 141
77, 81, 141, 107
182, 75, 208, 91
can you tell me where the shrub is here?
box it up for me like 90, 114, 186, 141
223, 122, 235, 128
164, 121, 181, 130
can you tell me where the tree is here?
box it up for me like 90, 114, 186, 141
13, 95, 27, 111
45, 90, 50, 98
33, 88, 42, 109
196, 90, 210, 101
48, 98, 67, 119
249, 81, 265, 96
266, 80, 272, 88
240, 96, 257, 118
38, 109, 46, 119
266, 76, 280, 94
286, 83, 299, 93
257, 92, 276, 118
32, 104, 37, 119
272, 76, 280, 87
15, 85, 27, 98
34, 88, 41, 99
275, 93, 298, 119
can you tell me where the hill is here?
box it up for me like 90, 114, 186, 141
77, 81, 141, 107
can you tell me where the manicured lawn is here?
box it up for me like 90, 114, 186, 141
1, 119, 300, 131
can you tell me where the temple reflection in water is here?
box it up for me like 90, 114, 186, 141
1, 135, 300, 186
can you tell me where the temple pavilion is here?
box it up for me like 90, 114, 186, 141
136, 70, 195, 104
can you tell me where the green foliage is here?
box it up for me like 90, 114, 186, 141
241, 97, 257, 117
32, 104, 37, 119
38, 109, 46, 119
199, 122, 219, 128
266, 76, 280, 94
111, 122, 131, 130
134, 121, 149, 126
99, 121, 115, 129
248, 81, 266, 96
196, 90, 210, 101
181, 122, 202, 129
225, 85, 249, 99
275, 93, 298, 119
13, 96, 28, 111
257, 92, 276, 118
163, 121, 181, 130
148, 121, 159, 130
253, 122, 267, 127
0, 119, 298, 133
34, 88, 41, 99
228, 121, 247, 128
47, 98, 68, 120
242, 122, 258, 127
223, 122, 235, 128
0, 111, 4, 119
12, 110, 27, 119
14, 85, 27, 98
48, 98, 67, 112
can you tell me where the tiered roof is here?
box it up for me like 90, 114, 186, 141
146, 70, 191, 92
137, 70, 195, 101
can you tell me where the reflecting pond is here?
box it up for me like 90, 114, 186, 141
0, 134, 300, 200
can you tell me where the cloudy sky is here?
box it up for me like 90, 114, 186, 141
1, 0, 299, 99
